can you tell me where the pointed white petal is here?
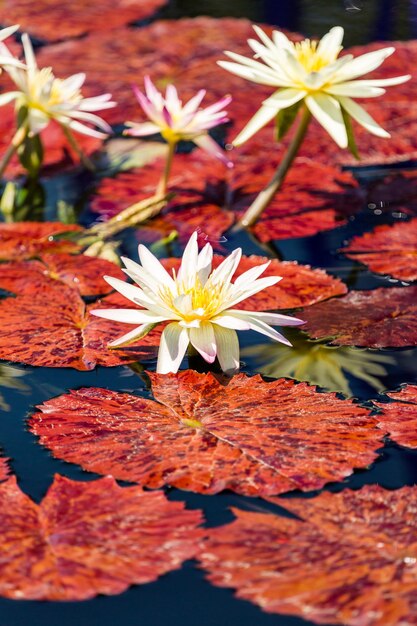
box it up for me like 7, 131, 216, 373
243, 316, 293, 346
341, 75, 411, 88
0, 25, 20, 42
305, 93, 348, 148
103, 275, 159, 308
208, 248, 242, 287
0, 91, 19, 106
189, 321, 217, 363
138, 244, 177, 289
125, 122, 160, 137
213, 326, 239, 373
332, 47, 395, 83
233, 103, 279, 146
90, 308, 167, 324
229, 310, 305, 326
262, 87, 306, 109
338, 96, 390, 138
325, 83, 385, 97
108, 323, 157, 347
223, 275, 281, 310
176, 231, 199, 287
211, 314, 251, 330
316, 26, 344, 60
67, 119, 108, 139
21, 33, 37, 72
217, 58, 283, 87
156, 323, 189, 374
233, 261, 273, 288
197, 242, 213, 285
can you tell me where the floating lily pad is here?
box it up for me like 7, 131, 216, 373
342, 218, 417, 281
199, 485, 417, 626
91, 151, 361, 243
0, 253, 125, 296
0, 457, 10, 482
0, 284, 161, 369
302, 286, 417, 348
0, 222, 82, 261
0, 0, 166, 42
29, 371, 381, 496
0, 474, 202, 601
374, 385, 417, 449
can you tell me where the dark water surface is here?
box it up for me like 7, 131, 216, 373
0, 1, 416, 625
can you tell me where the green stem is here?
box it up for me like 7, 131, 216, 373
61, 125, 96, 172
235, 108, 312, 229
156, 140, 176, 197
0, 125, 28, 179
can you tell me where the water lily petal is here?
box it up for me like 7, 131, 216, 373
108, 323, 157, 347
90, 308, 167, 324
156, 323, 189, 374
338, 96, 390, 138
189, 321, 217, 363
228, 310, 305, 327
138, 244, 177, 289
316, 26, 344, 61
193, 134, 232, 168
176, 231, 199, 287
305, 93, 348, 148
197, 242, 213, 285
332, 47, 395, 83
233, 103, 279, 146
213, 326, 240, 372
325, 83, 385, 98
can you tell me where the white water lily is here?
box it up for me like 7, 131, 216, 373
0, 33, 116, 138
218, 25, 411, 148
91, 232, 304, 374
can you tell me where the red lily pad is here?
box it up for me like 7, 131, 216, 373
302, 286, 417, 348
0, 110, 102, 178
162, 255, 347, 310
199, 485, 417, 626
367, 170, 417, 214
34, 19, 284, 125
342, 218, 417, 281
0, 253, 125, 297
0, 283, 161, 369
0, 474, 202, 601
0, 0, 166, 42
0, 457, 10, 482
29, 371, 381, 496
374, 385, 417, 449
0, 222, 82, 261
91, 150, 361, 243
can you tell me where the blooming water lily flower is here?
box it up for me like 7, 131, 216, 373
125, 76, 233, 168
91, 232, 304, 374
218, 25, 410, 148
0, 33, 116, 139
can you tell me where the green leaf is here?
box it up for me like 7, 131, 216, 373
341, 109, 360, 160
275, 102, 303, 141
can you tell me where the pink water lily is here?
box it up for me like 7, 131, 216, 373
125, 76, 232, 167
91, 232, 304, 374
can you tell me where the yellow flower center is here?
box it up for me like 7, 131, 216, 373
160, 279, 226, 323
294, 39, 338, 73
26, 69, 81, 113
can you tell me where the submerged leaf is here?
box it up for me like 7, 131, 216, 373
342, 218, 417, 282
29, 371, 381, 496
199, 485, 417, 626
302, 286, 417, 348
0, 475, 203, 601
374, 385, 417, 449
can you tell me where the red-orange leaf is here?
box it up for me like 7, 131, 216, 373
0, 287, 160, 370
0, 474, 202, 601
342, 219, 417, 281
0, 456, 10, 482
199, 486, 417, 626
0, 0, 166, 42
29, 371, 381, 496
162, 255, 347, 310
0, 253, 125, 297
374, 385, 417, 449
0, 222, 82, 261
302, 286, 417, 348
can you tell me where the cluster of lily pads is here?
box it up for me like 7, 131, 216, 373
0, 12, 416, 626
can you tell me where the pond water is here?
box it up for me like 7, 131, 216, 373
0, 1, 416, 625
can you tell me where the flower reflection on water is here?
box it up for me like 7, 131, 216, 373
243, 331, 397, 397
